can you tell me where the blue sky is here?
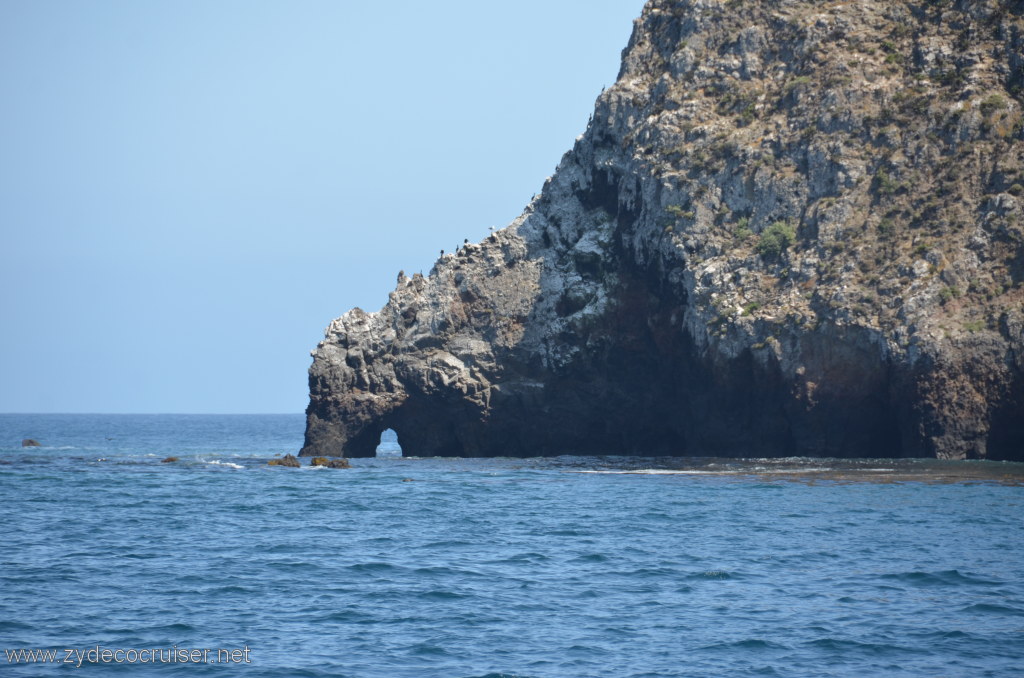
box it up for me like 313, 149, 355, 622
1, 0, 645, 413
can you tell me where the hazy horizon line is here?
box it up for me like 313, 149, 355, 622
0, 412, 305, 416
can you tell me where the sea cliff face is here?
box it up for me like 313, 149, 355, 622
301, 0, 1024, 460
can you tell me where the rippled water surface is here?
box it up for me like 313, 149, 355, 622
2, 414, 1023, 677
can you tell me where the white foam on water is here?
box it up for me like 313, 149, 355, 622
206, 460, 243, 470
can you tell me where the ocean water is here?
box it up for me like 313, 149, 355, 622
1, 414, 1023, 677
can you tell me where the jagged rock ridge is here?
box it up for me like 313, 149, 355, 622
301, 0, 1024, 460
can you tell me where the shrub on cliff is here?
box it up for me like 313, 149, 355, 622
756, 221, 796, 259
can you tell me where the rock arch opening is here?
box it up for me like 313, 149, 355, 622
375, 428, 403, 457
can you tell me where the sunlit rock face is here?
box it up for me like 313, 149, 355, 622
301, 0, 1024, 460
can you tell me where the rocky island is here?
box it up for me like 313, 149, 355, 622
301, 0, 1024, 461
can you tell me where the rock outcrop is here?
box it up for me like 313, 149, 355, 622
302, 0, 1024, 460
21, 439, 41, 447
311, 456, 351, 469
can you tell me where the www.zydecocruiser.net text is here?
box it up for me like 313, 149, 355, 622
4, 645, 251, 667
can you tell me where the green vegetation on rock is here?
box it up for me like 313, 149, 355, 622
755, 221, 796, 259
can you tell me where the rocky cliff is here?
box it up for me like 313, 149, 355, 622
301, 0, 1024, 460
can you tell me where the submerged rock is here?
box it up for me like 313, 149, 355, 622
21, 439, 41, 447
310, 456, 351, 469
268, 454, 301, 468
301, 0, 1024, 461
161, 456, 179, 463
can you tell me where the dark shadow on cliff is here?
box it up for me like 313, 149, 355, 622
461, 165, 909, 458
